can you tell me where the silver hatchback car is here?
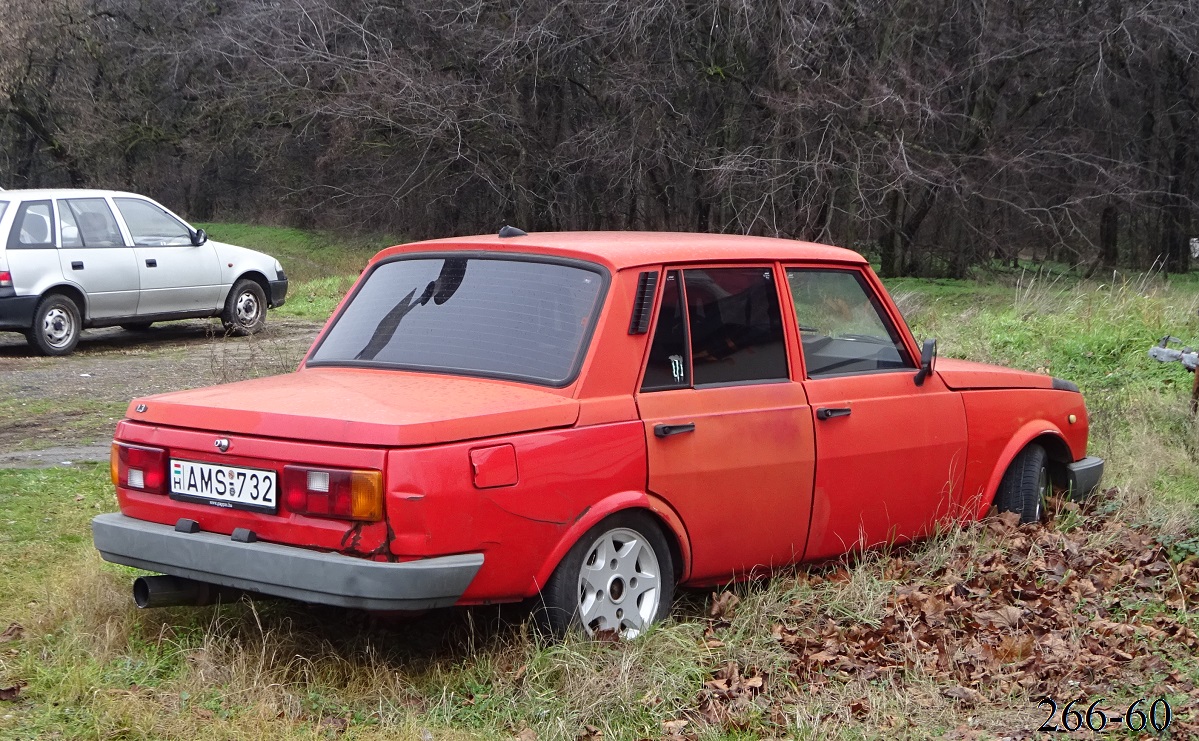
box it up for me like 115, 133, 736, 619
0, 189, 287, 355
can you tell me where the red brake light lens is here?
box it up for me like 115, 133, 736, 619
0, 271, 12, 288
282, 465, 383, 521
114, 443, 167, 494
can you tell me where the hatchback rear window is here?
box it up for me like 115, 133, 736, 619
307, 255, 607, 386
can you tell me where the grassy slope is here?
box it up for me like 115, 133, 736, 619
2, 232, 1199, 739
195, 223, 396, 321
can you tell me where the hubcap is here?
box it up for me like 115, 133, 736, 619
576, 527, 661, 638
41, 307, 74, 348
234, 291, 261, 326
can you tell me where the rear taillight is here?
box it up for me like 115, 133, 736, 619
282, 466, 383, 521
113, 442, 167, 494
0, 271, 12, 288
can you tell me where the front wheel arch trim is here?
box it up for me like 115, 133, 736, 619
972, 422, 1072, 519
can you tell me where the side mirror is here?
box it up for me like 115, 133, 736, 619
191, 228, 208, 246
913, 338, 937, 386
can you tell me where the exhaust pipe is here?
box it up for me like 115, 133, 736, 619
132, 575, 245, 609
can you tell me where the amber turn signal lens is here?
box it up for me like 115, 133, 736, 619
349, 470, 384, 521
282, 465, 384, 521
110, 443, 119, 486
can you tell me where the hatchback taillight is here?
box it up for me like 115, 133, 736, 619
282, 466, 383, 521
0, 271, 12, 288
112, 442, 168, 494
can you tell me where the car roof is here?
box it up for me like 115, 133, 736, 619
376, 231, 867, 271
0, 188, 154, 200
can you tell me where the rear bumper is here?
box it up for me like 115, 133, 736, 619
91, 513, 483, 610
1066, 456, 1105, 498
268, 279, 288, 308
0, 293, 37, 330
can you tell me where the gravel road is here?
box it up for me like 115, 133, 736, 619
0, 318, 323, 467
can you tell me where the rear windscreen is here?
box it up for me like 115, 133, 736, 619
307, 255, 607, 386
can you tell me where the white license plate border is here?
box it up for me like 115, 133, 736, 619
168, 458, 279, 514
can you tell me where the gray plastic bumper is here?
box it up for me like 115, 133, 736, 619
1066, 456, 1105, 498
91, 513, 483, 610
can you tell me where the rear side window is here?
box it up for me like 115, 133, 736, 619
0, 201, 8, 222
641, 267, 789, 391
114, 198, 192, 246
62, 198, 124, 248
786, 268, 913, 377
308, 256, 606, 386
6, 200, 55, 249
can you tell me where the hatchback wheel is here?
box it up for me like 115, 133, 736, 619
27, 294, 82, 356
995, 443, 1049, 523
540, 512, 675, 639
221, 279, 267, 335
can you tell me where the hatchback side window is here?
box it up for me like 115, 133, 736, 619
114, 198, 192, 246
786, 268, 913, 377
62, 198, 124, 248
641, 267, 789, 391
7, 200, 55, 249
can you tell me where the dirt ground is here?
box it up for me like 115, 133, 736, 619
0, 317, 323, 466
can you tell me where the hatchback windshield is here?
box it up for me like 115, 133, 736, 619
307, 256, 606, 385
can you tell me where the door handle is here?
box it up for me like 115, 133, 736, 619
145, 258, 157, 268
71, 261, 84, 270
654, 422, 696, 438
816, 407, 852, 420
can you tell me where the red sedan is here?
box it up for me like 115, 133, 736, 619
92, 231, 1103, 638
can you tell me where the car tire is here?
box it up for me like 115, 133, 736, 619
221, 278, 267, 335
538, 511, 675, 639
120, 322, 153, 332
26, 294, 82, 356
994, 443, 1049, 524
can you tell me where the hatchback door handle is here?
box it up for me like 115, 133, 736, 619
816, 407, 852, 420
654, 422, 696, 438
71, 261, 84, 270
145, 258, 157, 268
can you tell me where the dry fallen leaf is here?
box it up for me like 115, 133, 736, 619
0, 685, 21, 701
0, 623, 23, 643
709, 591, 740, 619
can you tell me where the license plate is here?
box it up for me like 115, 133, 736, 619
170, 459, 277, 512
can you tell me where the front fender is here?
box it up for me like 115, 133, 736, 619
525, 490, 692, 598
971, 420, 1069, 519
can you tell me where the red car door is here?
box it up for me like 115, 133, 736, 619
635, 267, 816, 583
784, 267, 968, 561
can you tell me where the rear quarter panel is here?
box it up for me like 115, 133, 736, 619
959, 388, 1090, 518
384, 421, 649, 603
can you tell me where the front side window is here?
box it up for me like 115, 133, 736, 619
62, 198, 124, 248
641, 266, 789, 391
786, 268, 913, 377
307, 256, 606, 386
6, 200, 55, 249
114, 198, 192, 246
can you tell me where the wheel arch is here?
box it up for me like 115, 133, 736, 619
40, 284, 89, 321
973, 422, 1072, 519
525, 490, 692, 599
234, 270, 271, 298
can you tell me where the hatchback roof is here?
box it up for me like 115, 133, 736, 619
0, 188, 150, 200
379, 231, 867, 272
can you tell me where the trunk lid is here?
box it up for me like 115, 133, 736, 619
127, 367, 580, 446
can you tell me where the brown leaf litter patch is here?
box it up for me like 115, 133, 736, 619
694, 490, 1199, 736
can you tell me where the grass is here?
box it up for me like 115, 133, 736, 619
3, 230, 1199, 739
194, 223, 397, 322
